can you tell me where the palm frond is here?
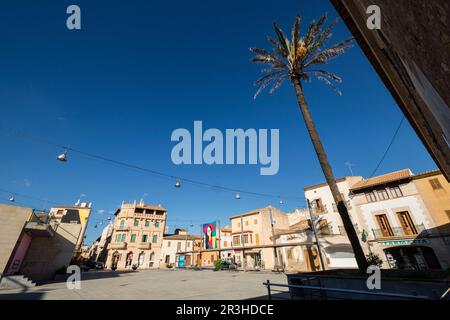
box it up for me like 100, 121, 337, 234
273, 23, 290, 54
316, 75, 342, 95
250, 13, 352, 96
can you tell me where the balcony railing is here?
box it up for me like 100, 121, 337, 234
372, 224, 427, 239
137, 242, 152, 249
108, 242, 128, 250
115, 226, 130, 231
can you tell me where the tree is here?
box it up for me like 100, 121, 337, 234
250, 14, 369, 272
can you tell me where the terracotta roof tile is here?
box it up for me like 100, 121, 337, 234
350, 169, 412, 191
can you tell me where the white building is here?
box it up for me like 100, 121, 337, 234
160, 229, 200, 268
350, 169, 449, 270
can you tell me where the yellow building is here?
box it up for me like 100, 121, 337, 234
412, 170, 450, 237
106, 201, 167, 270
49, 202, 92, 254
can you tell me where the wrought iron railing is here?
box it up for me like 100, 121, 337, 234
371, 223, 427, 238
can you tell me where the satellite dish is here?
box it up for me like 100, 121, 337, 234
175, 180, 181, 188
235, 193, 241, 200
9, 196, 15, 202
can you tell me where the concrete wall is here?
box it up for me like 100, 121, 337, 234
20, 222, 81, 282
0, 204, 32, 275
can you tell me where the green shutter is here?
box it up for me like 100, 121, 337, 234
152, 235, 158, 243
131, 234, 136, 243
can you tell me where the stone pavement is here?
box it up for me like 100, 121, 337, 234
0, 269, 289, 300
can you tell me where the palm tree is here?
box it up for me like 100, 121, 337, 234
250, 14, 369, 272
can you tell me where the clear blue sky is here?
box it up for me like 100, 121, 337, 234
0, 0, 436, 244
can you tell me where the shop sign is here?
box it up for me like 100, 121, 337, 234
379, 239, 428, 246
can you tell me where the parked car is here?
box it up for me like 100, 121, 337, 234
220, 260, 237, 270
95, 262, 105, 269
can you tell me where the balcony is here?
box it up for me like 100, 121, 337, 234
137, 242, 152, 250
115, 226, 130, 232
337, 224, 360, 236
24, 211, 55, 237
108, 242, 128, 250
372, 224, 427, 239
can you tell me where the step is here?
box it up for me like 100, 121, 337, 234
0, 275, 36, 290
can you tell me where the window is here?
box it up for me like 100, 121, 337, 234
141, 234, 148, 243
121, 234, 126, 242
154, 221, 160, 228
134, 219, 139, 227
255, 233, 260, 245
313, 198, 325, 213
223, 240, 228, 247
165, 255, 170, 263
429, 178, 443, 190
115, 234, 121, 242
377, 189, 390, 200
177, 242, 181, 251
187, 242, 191, 248
390, 186, 403, 198
152, 234, 158, 243
145, 220, 150, 227
254, 219, 258, 225
365, 192, 377, 202
130, 234, 136, 243
245, 221, 249, 226
237, 222, 241, 228
242, 234, 252, 244
119, 220, 125, 228
233, 236, 240, 246
167, 241, 171, 247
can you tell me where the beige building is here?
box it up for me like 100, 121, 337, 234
0, 202, 90, 284
350, 169, 450, 270
88, 222, 113, 264
106, 201, 167, 270
229, 206, 289, 270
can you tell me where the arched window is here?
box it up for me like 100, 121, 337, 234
120, 220, 125, 228
138, 252, 145, 266
149, 252, 155, 267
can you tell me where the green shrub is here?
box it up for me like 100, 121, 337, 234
213, 260, 223, 271
366, 253, 383, 267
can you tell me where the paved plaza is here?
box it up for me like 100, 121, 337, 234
0, 269, 289, 300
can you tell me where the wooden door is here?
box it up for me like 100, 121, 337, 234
397, 211, 417, 235
376, 214, 393, 237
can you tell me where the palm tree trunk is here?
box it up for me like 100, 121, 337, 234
291, 78, 369, 272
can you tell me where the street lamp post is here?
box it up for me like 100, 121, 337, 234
306, 199, 326, 271
268, 206, 281, 272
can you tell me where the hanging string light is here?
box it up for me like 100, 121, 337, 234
57, 148, 68, 162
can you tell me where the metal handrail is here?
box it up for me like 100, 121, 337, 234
263, 280, 430, 300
